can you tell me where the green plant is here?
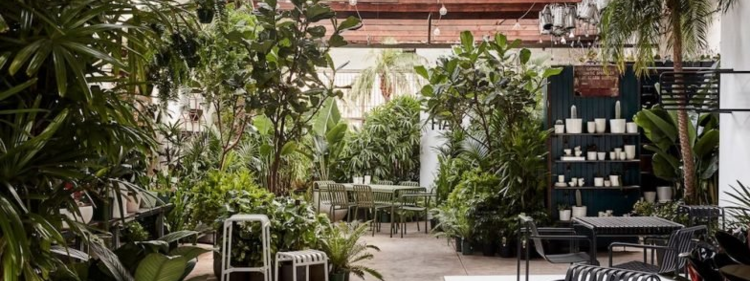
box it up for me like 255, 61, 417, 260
725, 181, 750, 229
64, 231, 209, 281
557, 203, 570, 211
631, 200, 687, 224
302, 98, 349, 182
122, 221, 150, 242
344, 96, 421, 181
634, 106, 720, 204
0, 1, 197, 279
244, 0, 360, 193
318, 222, 383, 280
598, 0, 736, 203
349, 40, 425, 102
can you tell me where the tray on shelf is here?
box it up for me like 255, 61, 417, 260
555, 160, 640, 163
553, 185, 640, 190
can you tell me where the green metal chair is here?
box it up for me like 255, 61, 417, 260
374, 180, 393, 185
327, 184, 356, 222
397, 187, 430, 237
352, 185, 390, 236
313, 181, 334, 213
399, 181, 419, 186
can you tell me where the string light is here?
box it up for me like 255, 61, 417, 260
569, 31, 574, 38
561, 37, 567, 44
433, 27, 441, 36
349, 0, 357, 5
439, 4, 447, 16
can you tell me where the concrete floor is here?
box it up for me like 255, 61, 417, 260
187, 222, 646, 281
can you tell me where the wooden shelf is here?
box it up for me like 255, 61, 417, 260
553, 185, 641, 190
555, 160, 640, 164
552, 133, 640, 137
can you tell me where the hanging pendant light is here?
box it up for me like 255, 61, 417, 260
564, 5, 577, 30
540, 6, 553, 30
513, 20, 521, 30
552, 5, 565, 28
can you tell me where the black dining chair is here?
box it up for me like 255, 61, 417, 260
517, 215, 592, 281
608, 225, 707, 275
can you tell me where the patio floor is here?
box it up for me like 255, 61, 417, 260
187, 222, 646, 281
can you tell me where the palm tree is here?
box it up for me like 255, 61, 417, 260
598, 0, 735, 204
350, 39, 425, 102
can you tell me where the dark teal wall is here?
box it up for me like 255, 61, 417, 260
546, 66, 641, 217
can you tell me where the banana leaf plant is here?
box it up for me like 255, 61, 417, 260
634, 106, 720, 204
301, 98, 349, 181
59, 230, 209, 281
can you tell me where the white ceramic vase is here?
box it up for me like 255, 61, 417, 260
587, 121, 596, 133
594, 177, 604, 187
626, 122, 638, 133
555, 124, 565, 134
624, 145, 636, 160
566, 119, 583, 134
610, 119, 626, 133
572, 206, 587, 218
60, 205, 94, 228
587, 151, 597, 160
644, 191, 657, 203
559, 210, 572, 221
657, 186, 672, 203
609, 175, 620, 186
364, 175, 371, 184
594, 118, 607, 133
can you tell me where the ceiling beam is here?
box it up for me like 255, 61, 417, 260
280, 2, 550, 13
335, 11, 530, 19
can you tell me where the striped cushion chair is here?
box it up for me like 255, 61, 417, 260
398, 181, 419, 186
564, 264, 661, 281
373, 180, 393, 185
608, 225, 707, 275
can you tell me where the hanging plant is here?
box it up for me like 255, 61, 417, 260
195, 0, 217, 23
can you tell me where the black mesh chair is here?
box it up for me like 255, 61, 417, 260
677, 205, 725, 232
608, 225, 707, 275
517, 215, 592, 281
564, 264, 661, 281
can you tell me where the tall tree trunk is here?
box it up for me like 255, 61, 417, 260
671, 12, 697, 203
379, 73, 391, 102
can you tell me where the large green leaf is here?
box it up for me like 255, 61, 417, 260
460, 31, 474, 52
312, 98, 340, 136
694, 129, 719, 158
652, 153, 679, 181
326, 123, 348, 145
134, 254, 187, 281
168, 246, 210, 261
158, 230, 199, 244
642, 109, 677, 142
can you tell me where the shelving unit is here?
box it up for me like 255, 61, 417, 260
545, 65, 642, 218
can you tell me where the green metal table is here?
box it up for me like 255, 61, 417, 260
341, 184, 424, 238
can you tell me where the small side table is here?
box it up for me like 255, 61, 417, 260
221, 214, 272, 281
275, 250, 329, 281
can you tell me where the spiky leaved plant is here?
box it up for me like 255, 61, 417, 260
318, 222, 384, 280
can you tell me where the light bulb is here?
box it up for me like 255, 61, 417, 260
561, 37, 567, 44
306, 0, 312, 5
569, 31, 574, 38
439, 5, 447, 16
539, 38, 543, 43
513, 20, 521, 30
349, 0, 357, 6
433, 27, 441, 36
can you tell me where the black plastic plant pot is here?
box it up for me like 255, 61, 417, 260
197, 8, 215, 23
330, 272, 350, 281
498, 242, 514, 258
481, 241, 496, 257
454, 237, 462, 252
430, 218, 441, 232
461, 238, 473, 255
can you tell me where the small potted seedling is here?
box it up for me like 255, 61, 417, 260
558, 204, 571, 221
554, 120, 565, 134
571, 189, 587, 218
610, 101, 626, 133
565, 105, 582, 133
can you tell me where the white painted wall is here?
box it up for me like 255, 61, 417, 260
719, 2, 750, 209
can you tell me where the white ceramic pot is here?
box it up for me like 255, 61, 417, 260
555, 124, 565, 134
609, 151, 617, 160
61, 205, 94, 228
572, 206, 587, 218
604, 180, 611, 187
126, 194, 141, 213
609, 175, 620, 186
657, 186, 672, 203
626, 122, 638, 133
594, 118, 607, 133
587, 151, 597, 160
597, 152, 606, 160
624, 145, 636, 160
619, 151, 627, 161
111, 191, 129, 219
587, 121, 596, 133
559, 210, 572, 221
558, 175, 566, 183
644, 191, 657, 203
566, 119, 583, 134
364, 175, 371, 184
594, 177, 604, 187
610, 119, 626, 133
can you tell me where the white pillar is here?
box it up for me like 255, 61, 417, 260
719, 2, 750, 208
419, 112, 447, 190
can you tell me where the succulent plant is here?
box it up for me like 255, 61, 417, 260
571, 105, 578, 119
575, 189, 583, 207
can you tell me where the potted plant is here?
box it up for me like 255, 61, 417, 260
122, 221, 150, 242
558, 203, 571, 221
195, 0, 216, 23
572, 189, 587, 218
319, 222, 383, 281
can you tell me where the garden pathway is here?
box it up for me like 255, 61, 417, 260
187, 222, 644, 281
